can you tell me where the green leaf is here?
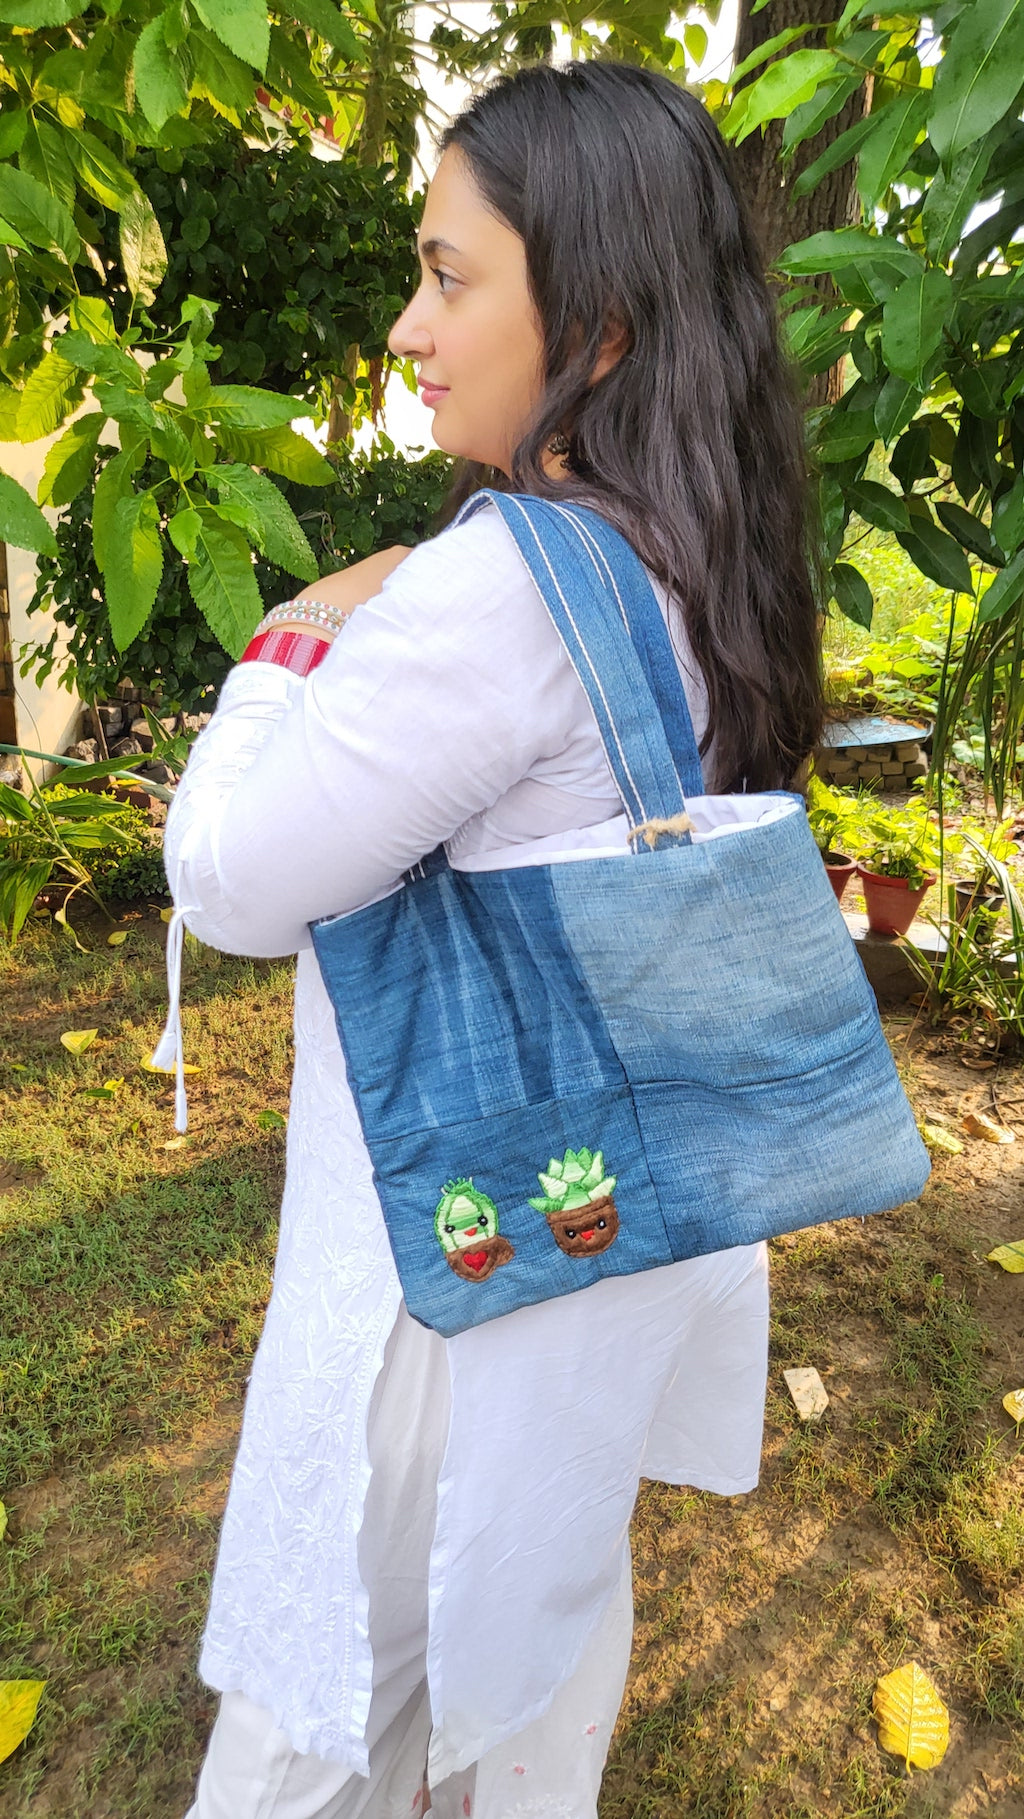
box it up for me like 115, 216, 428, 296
790, 114, 875, 200
0, 217, 30, 253
188, 506, 264, 656
208, 463, 317, 579
921, 138, 997, 261
132, 9, 192, 131
730, 24, 814, 86
168, 505, 201, 557
929, 0, 1024, 162
0, 112, 27, 161
979, 548, 1024, 622
67, 128, 136, 212
216, 423, 334, 484
285, 0, 360, 55
993, 474, 1024, 552
190, 27, 256, 123
38, 410, 103, 507
896, 519, 974, 594
845, 479, 911, 535
0, 0, 75, 19
856, 89, 928, 209
781, 72, 862, 157
726, 50, 838, 144
880, 269, 953, 386
875, 374, 922, 444
890, 419, 933, 491
14, 349, 80, 441
815, 408, 877, 464
832, 560, 873, 629
934, 500, 1003, 567
0, 470, 57, 555
0, 165, 78, 263
105, 491, 164, 651
18, 118, 76, 213
69, 295, 118, 344
776, 227, 920, 280
92, 449, 135, 574
195, 385, 302, 430
119, 187, 167, 304
191, 0, 269, 73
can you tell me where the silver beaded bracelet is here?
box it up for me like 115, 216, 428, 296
255, 599, 354, 639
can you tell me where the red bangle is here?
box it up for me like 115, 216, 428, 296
239, 628, 331, 675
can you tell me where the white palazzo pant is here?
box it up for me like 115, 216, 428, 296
186, 1304, 636, 1819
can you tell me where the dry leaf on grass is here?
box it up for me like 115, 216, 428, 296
873, 1661, 949, 1771
0, 1680, 45, 1765
0, 1501, 6, 1543
920, 1122, 964, 1154
987, 1242, 1024, 1273
1003, 1389, 1024, 1426
59, 1029, 98, 1055
107, 930, 128, 946
962, 1111, 1015, 1144
140, 1059, 200, 1076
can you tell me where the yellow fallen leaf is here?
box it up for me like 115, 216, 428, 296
107, 930, 128, 946
1003, 1389, 1024, 1426
988, 1242, 1024, 1273
160, 906, 174, 923
873, 1661, 949, 1771
140, 1059, 200, 1076
0, 1500, 6, 1542
0, 1680, 45, 1765
161, 1136, 186, 1150
60, 1029, 98, 1055
920, 1123, 964, 1155
962, 1111, 1015, 1144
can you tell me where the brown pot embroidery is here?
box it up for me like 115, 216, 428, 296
529, 1147, 620, 1258
545, 1193, 619, 1257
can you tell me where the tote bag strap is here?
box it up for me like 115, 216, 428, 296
452, 489, 703, 849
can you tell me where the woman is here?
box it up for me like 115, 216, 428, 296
169, 58, 821, 1819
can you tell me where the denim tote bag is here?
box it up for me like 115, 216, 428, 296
311, 491, 930, 1337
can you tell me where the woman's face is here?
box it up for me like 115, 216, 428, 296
388, 146, 547, 475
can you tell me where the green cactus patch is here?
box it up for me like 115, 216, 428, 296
434, 1178, 515, 1282
528, 1147, 617, 1215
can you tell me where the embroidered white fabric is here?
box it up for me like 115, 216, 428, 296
162, 501, 771, 1782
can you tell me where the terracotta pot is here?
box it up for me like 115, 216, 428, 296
546, 1194, 619, 1257
821, 849, 856, 904
857, 865, 937, 937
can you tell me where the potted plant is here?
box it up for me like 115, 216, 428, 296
807, 779, 858, 902
951, 821, 1016, 927
856, 802, 942, 937
529, 1147, 619, 1256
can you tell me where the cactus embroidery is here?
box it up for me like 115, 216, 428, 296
435, 1179, 515, 1282
529, 1147, 620, 1256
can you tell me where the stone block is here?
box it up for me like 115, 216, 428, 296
904, 760, 928, 780
97, 703, 125, 738
881, 760, 904, 775
110, 734, 144, 758
895, 741, 921, 762
139, 759, 173, 785
858, 760, 883, 778
130, 717, 155, 752
65, 738, 98, 763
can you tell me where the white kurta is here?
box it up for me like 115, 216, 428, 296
163, 501, 770, 1783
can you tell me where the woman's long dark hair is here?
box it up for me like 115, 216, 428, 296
437, 60, 822, 794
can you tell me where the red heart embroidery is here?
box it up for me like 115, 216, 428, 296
463, 1250, 488, 1272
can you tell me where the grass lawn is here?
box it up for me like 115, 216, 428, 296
1, 908, 1022, 1817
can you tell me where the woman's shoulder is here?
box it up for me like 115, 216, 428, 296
390, 495, 526, 597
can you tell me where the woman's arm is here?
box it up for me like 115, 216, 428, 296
164, 508, 581, 958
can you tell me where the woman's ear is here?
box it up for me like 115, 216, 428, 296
590, 316, 631, 384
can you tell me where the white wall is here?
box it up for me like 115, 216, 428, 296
1, 432, 81, 782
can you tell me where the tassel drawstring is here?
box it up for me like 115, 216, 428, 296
150, 903, 196, 1133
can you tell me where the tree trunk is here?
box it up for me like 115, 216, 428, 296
730, 0, 869, 404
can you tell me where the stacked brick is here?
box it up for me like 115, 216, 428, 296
815, 738, 928, 791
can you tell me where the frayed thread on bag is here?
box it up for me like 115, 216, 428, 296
629, 813, 694, 849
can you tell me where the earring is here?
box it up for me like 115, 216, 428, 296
547, 431, 570, 456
